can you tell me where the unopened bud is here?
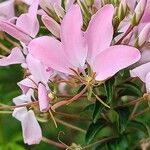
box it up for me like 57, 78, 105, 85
143, 93, 150, 100
101, 0, 110, 5
42, 15, 60, 38
85, 0, 94, 6
136, 23, 150, 47
111, 0, 120, 6
77, 0, 91, 19
132, 0, 147, 25
117, 0, 128, 21
67, 143, 82, 150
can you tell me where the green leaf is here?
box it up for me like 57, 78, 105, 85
85, 119, 107, 144
107, 110, 119, 132
116, 107, 130, 133
107, 135, 128, 150
83, 104, 95, 112
104, 77, 115, 103
77, 84, 86, 93
117, 81, 143, 97
92, 100, 104, 123
128, 120, 149, 137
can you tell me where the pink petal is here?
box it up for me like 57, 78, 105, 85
13, 108, 42, 145
0, 0, 15, 20
16, 0, 39, 37
85, 4, 114, 63
13, 89, 33, 105
65, 0, 76, 10
61, 4, 87, 67
42, 15, 60, 38
0, 47, 25, 66
146, 72, 150, 92
22, 110, 42, 145
130, 62, 150, 82
0, 20, 32, 43
26, 54, 51, 86
28, 36, 73, 74
22, 0, 33, 5
141, 8, 150, 23
127, 0, 136, 10
92, 45, 141, 81
136, 48, 150, 65
38, 83, 49, 112
18, 75, 38, 94
13, 107, 28, 122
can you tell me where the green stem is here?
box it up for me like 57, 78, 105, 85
42, 137, 67, 149
0, 111, 12, 114
82, 137, 117, 149
131, 108, 150, 120
55, 118, 86, 134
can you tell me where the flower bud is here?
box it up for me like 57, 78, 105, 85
117, 0, 128, 21
42, 15, 60, 38
77, 0, 91, 20
111, 0, 120, 6
101, 0, 110, 5
136, 23, 150, 47
131, 0, 147, 25
85, 0, 94, 6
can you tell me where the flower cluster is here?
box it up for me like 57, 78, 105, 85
0, 0, 150, 149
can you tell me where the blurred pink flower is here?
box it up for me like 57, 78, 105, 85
28, 4, 141, 81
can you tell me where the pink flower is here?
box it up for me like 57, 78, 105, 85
0, 0, 39, 44
130, 62, 150, 92
12, 90, 42, 145
0, 49, 52, 112
28, 4, 141, 81
0, 0, 15, 20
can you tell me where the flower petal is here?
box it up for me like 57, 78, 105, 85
26, 54, 51, 86
141, 7, 150, 23
0, 0, 15, 20
38, 83, 49, 112
61, 4, 87, 67
17, 75, 38, 94
130, 62, 150, 82
13, 108, 42, 145
0, 47, 25, 66
16, 0, 39, 37
146, 72, 150, 93
0, 20, 32, 43
22, 110, 42, 145
28, 36, 73, 74
92, 45, 141, 81
13, 89, 33, 105
85, 4, 114, 62
12, 107, 28, 122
